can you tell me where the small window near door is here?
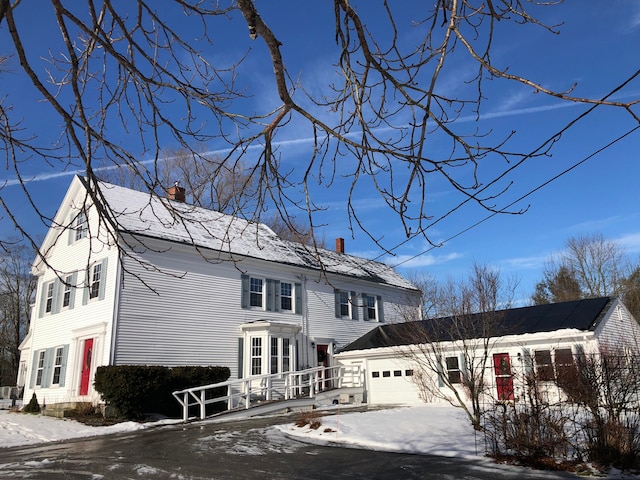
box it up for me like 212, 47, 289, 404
535, 350, 554, 381
282, 338, 291, 372
270, 338, 278, 374
52, 347, 64, 385
445, 356, 462, 384
35, 351, 45, 386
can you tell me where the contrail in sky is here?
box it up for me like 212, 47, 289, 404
0, 97, 619, 187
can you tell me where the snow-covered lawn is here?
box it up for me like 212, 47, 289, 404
277, 404, 483, 458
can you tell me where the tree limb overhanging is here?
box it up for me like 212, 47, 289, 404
0, 1, 638, 267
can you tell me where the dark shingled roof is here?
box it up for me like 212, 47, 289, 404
341, 296, 613, 352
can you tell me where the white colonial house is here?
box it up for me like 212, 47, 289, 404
336, 296, 640, 405
17, 176, 420, 407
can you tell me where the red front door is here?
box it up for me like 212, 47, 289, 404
493, 353, 514, 401
79, 338, 94, 395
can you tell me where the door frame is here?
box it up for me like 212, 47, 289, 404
493, 352, 514, 401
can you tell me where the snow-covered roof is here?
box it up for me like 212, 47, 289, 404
92, 178, 416, 290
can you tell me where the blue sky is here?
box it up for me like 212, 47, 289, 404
1, 1, 639, 304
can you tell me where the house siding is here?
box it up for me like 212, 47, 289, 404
337, 331, 600, 406
19, 176, 420, 407
21, 195, 119, 405
594, 298, 640, 352
113, 236, 416, 379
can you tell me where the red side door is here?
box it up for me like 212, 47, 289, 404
493, 353, 514, 401
79, 338, 94, 395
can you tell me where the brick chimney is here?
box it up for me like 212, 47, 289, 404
167, 182, 186, 202
336, 237, 345, 254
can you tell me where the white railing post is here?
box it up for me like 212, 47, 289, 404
200, 389, 206, 420
183, 392, 189, 422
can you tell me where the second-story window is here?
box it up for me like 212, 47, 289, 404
45, 282, 54, 314
280, 282, 293, 311
335, 290, 358, 320
364, 294, 377, 321
62, 274, 73, 308
250, 277, 263, 307
339, 291, 350, 317
242, 275, 301, 313
89, 263, 102, 300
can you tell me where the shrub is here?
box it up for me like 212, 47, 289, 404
22, 392, 40, 414
94, 365, 230, 420
295, 409, 322, 429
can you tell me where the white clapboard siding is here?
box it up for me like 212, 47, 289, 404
594, 298, 640, 350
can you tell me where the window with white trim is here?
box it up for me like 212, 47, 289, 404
445, 356, 462, 384
45, 282, 54, 314
35, 351, 45, 386
62, 274, 73, 308
74, 211, 88, 242
365, 294, 377, 320
270, 337, 279, 374
250, 278, 263, 308
251, 337, 262, 375
280, 282, 293, 311
335, 290, 358, 319
339, 291, 350, 317
52, 347, 64, 385
89, 263, 102, 300
241, 275, 301, 313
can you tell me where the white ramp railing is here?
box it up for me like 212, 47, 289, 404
172, 364, 363, 421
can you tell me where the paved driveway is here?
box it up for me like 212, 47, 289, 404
0, 415, 581, 479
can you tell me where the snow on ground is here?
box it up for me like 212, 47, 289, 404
0, 398, 474, 456
276, 404, 483, 458
1, 399, 479, 458
0, 403, 148, 448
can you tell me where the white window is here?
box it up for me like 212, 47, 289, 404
364, 294, 377, 321
267, 337, 293, 375
250, 278, 263, 308
62, 274, 73, 308
89, 263, 102, 300
360, 293, 384, 322
339, 291, 350, 317
45, 282, 54, 314
251, 337, 262, 375
35, 351, 45, 386
445, 356, 462, 384
270, 338, 279, 374
282, 338, 291, 373
335, 290, 357, 319
280, 282, 293, 311
75, 211, 87, 242
52, 347, 64, 385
